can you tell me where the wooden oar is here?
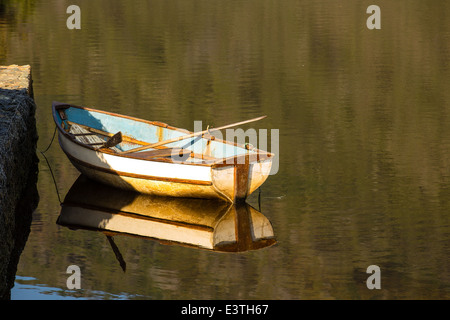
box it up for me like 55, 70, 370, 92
120, 115, 267, 155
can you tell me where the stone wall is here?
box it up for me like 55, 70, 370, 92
0, 65, 39, 299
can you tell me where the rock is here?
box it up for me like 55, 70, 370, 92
0, 64, 39, 300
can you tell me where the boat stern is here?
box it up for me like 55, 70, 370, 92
211, 154, 273, 202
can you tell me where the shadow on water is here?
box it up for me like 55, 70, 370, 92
56, 175, 276, 272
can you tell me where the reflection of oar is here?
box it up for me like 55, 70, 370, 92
106, 235, 126, 272
120, 115, 267, 155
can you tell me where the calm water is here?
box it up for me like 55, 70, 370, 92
1, 0, 449, 299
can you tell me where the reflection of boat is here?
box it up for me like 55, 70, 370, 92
57, 176, 276, 253
52, 102, 273, 202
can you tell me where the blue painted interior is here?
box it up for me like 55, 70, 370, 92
63, 107, 250, 157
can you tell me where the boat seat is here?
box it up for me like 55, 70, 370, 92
68, 123, 122, 153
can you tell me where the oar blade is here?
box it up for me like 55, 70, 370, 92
102, 131, 123, 149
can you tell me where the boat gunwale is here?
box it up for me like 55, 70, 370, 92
52, 102, 274, 168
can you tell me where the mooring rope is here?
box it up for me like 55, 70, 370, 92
38, 125, 62, 204
41, 124, 57, 153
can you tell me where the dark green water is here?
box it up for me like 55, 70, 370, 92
1, 0, 449, 299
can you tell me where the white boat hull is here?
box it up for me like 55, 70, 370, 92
59, 132, 272, 202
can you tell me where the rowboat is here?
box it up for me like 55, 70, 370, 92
57, 175, 276, 253
52, 102, 274, 202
